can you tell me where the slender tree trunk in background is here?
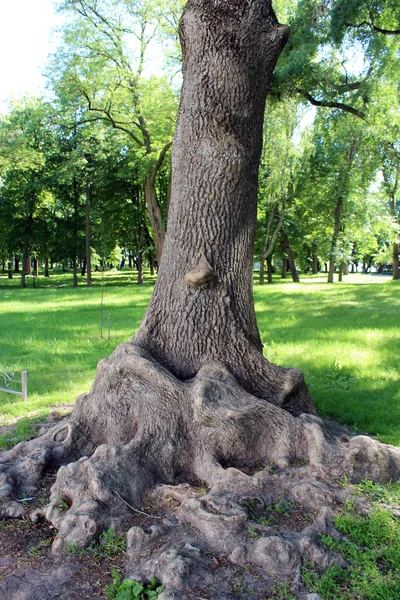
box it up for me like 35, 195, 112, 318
327, 196, 343, 283
33, 258, 39, 278
73, 261, 78, 287
86, 157, 92, 287
81, 257, 87, 277
21, 213, 33, 289
267, 257, 273, 284
281, 233, 299, 282
383, 166, 399, 280
338, 262, 343, 282
144, 143, 172, 265
259, 258, 265, 285
144, 226, 156, 275
144, 174, 164, 264
328, 141, 356, 284
137, 225, 144, 286
281, 258, 288, 279
312, 242, 319, 274
21, 246, 29, 289
148, 253, 155, 277
73, 176, 79, 288
259, 197, 285, 285
7, 262, 13, 279
14, 256, 20, 272
393, 243, 399, 280
45, 257, 50, 277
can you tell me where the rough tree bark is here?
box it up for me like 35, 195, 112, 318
2, 2, 400, 598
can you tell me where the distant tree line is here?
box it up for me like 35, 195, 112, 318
0, 0, 399, 286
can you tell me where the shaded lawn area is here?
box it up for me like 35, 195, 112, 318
1, 270, 399, 446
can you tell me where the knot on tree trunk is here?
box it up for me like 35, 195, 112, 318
184, 255, 218, 289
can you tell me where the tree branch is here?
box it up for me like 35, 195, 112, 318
295, 88, 366, 119
148, 142, 173, 184
345, 21, 400, 35
80, 89, 144, 147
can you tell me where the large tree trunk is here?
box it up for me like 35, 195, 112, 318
3, 3, 400, 596
133, 5, 308, 410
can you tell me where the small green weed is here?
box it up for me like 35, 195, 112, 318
257, 516, 272, 526
248, 526, 259, 538
96, 528, 127, 558
105, 567, 164, 600
27, 538, 52, 556
269, 500, 294, 515
66, 528, 126, 558
324, 361, 355, 390
270, 582, 295, 599
231, 577, 255, 596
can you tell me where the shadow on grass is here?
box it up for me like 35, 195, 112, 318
0, 269, 157, 290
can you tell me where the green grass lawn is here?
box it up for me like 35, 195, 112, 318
1, 269, 399, 446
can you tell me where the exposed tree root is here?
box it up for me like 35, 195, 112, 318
1, 343, 400, 597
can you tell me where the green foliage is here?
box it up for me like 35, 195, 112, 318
105, 568, 164, 600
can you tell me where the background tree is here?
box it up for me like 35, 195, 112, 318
49, 0, 178, 263
0, 98, 56, 288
